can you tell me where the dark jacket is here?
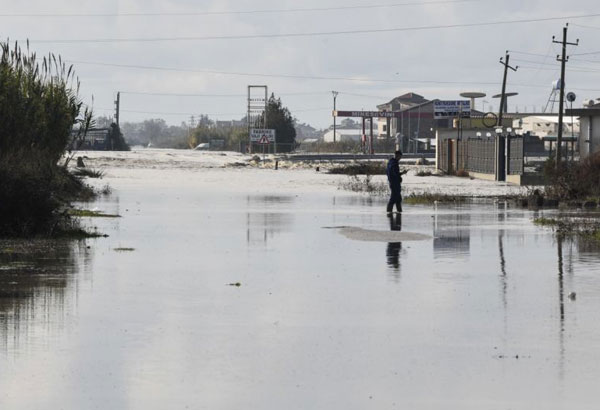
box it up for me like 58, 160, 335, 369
387, 157, 402, 186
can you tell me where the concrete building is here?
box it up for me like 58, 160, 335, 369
323, 128, 376, 142
567, 100, 600, 159
513, 115, 579, 139
215, 119, 245, 128
376, 92, 430, 137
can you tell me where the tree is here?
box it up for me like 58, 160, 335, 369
260, 94, 296, 151
107, 123, 130, 151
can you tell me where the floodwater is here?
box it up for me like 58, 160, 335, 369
2, 176, 600, 409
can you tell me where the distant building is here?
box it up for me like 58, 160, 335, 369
567, 100, 600, 159
376, 92, 431, 138
215, 119, 245, 128
323, 128, 374, 142
514, 115, 579, 139
70, 128, 110, 150
375, 92, 458, 152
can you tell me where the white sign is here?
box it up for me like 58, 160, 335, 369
250, 128, 276, 143
433, 100, 471, 119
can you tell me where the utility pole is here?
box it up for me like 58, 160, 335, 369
114, 92, 120, 126
332, 91, 339, 143
498, 52, 518, 126
553, 24, 579, 167
497, 52, 518, 181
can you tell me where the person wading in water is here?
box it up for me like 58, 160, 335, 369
386, 150, 408, 213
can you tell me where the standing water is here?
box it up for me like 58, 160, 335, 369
1, 157, 600, 409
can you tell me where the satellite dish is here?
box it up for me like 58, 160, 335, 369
566, 92, 576, 102
460, 92, 486, 98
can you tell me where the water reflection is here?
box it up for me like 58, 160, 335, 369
432, 211, 471, 259
557, 235, 566, 379
386, 213, 404, 280
245, 195, 295, 247
0, 240, 91, 352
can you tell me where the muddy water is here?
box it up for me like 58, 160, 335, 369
1, 183, 600, 409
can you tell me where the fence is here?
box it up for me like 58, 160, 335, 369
508, 138, 524, 175
438, 137, 523, 176
240, 142, 297, 154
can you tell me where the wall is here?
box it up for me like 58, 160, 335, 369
579, 116, 600, 159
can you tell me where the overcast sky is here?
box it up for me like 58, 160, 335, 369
2, 0, 600, 128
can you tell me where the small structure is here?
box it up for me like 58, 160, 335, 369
323, 128, 371, 143
70, 128, 110, 150
566, 99, 600, 159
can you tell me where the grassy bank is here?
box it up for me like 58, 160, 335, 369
534, 216, 600, 242
0, 41, 97, 238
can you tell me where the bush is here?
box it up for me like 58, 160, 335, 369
340, 175, 388, 195
544, 153, 600, 200
0, 41, 92, 237
328, 162, 386, 175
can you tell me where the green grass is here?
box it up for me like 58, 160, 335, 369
533, 216, 600, 242
403, 192, 466, 205
328, 162, 387, 175
533, 217, 559, 226
68, 209, 120, 218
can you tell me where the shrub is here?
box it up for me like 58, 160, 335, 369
544, 153, 600, 200
328, 162, 386, 175
0, 41, 92, 237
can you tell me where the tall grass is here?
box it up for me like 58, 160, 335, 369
0, 40, 93, 237
544, 153, 600, 200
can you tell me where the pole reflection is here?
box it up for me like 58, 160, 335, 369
557, 235, 565, 379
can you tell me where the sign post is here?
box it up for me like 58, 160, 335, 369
250, 128, 276, 157
433, 100, 471, 119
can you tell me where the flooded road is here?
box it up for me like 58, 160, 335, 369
2, 172, 600, 409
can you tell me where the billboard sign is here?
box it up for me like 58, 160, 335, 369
250, 128, 276, 143
334, 110, 401, 118
433, 100, 471, 119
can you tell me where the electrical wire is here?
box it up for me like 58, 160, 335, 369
119, 90, 331, 97
0, 0, 481, 18
21, 12, 600, 44
58, 58, 510, 86
512, 58, 600, 72
94, 106, 331, 117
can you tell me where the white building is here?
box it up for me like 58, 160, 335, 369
513, 115, 579, 138
323, 128, 377, 143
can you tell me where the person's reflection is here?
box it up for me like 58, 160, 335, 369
386, 213, 402, 271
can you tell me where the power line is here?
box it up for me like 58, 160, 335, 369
508, 50, 556, 58
0, 0, 481, 17
571, 50, 600, 56
571, 22, 600, 30
519, 65, 600, 74
119, 90, 331, 97
513, 58, 600, 72
58, 58, 514, 86
22, 12, 600, 44
94, 106, 331, 117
